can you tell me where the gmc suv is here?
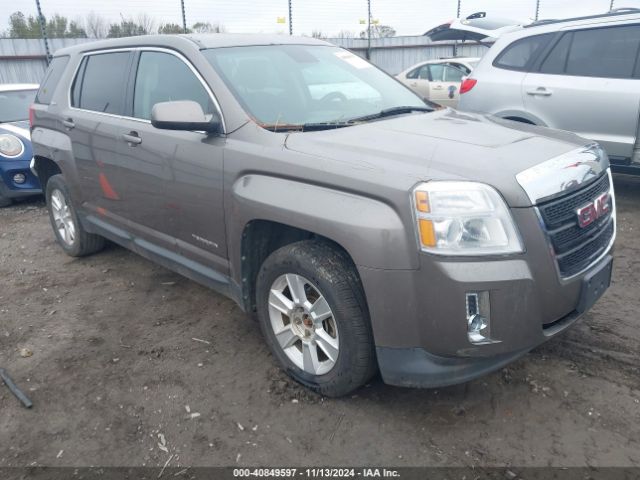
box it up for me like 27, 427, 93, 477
30, 35, 616, 397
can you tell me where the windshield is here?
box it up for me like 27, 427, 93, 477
203, 45, 428, 129
0, 89, 37, 123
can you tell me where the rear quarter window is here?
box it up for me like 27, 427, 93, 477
493, 33, 553, 71
35, 56, 70, 104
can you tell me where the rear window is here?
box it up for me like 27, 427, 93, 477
494, 33, 552, 71
0, 89, 37, 122
71, 51, 130, 115
35, 56, 69, 104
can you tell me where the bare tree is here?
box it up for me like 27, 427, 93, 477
335, 30, 355, 38
191, 21, 225, 33
85, 11, 107, 38
137, 13, 155, 35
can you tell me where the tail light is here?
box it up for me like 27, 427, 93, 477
29, 104, 35, 129
460, 78, 477, 94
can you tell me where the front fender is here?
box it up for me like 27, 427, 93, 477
228, 174, 418, 272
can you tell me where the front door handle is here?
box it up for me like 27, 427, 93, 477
122, 131, 142, 146
62, 118, 75, 130
526, 87, 553, 96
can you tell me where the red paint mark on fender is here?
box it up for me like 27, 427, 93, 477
96, 207, 107, 216
99, 173, 120, 200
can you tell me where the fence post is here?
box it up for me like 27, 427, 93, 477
453, 0, 462, 56
609, 0, 615, 10
34, 0, 51, 65
535, 0, 541, 21
180, 0, 187, 33
366, 0, 371, 60
288, 0, 293, 35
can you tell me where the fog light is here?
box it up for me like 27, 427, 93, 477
466, 291, 498, 344
13, 173, 26, 184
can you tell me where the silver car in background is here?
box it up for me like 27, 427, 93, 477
458, 9, 640, 174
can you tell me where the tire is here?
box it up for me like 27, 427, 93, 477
0, 194, 11, 208
46, 174, 105, 257
256, 240, 377, 397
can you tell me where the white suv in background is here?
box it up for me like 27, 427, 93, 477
457, 9, 640, 174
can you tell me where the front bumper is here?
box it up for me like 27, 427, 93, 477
0, 158, 42, 199
359, 205, 613, 388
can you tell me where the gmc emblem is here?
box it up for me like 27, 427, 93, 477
576, 192, 610, 228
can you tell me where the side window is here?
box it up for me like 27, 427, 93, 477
428, 64, 445, 81
406, 67, 420, 79
449, 63, 471, 75
539, 33, 572, 74
72, 52, 130, 115
494, 33, 553, 71
444, 66, 465, 82
35, 56, 70, 104
565, 25, 640, 79
418, 65, 430, 80
133, 51, 213, 120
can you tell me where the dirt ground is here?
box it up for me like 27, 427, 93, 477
0, 175, 639, 470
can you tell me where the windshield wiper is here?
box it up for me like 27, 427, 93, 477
265, 122, 353, 132
348, 105, 433, 123
301, 122, 352, 131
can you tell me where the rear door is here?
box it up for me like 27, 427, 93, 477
428, 64, 466, 107
459, 33, 553, 116
67, 50, 134, 220
523, 23, 640, 160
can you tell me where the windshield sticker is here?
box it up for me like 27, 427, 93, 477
334, 51, 372, 69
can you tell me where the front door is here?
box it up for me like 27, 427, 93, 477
120, 49, 227, 269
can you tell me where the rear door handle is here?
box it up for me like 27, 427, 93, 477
62, 118, 75, 130
122, 131, 142, 146
526, 87, 552, 96
432, 85, 444, 90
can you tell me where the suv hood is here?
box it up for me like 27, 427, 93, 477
284, 109, 591, 207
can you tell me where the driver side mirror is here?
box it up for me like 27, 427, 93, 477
151, 100, 222, 133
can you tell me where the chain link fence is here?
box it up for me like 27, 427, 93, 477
4, 0, 637, 41
1, 0, 639, 82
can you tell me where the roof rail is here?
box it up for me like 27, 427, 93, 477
524, 8, 640, 28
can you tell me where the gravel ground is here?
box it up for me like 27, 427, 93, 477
0, 174, 639, 469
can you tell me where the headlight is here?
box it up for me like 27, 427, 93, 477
0, 134, 25, 158
412, 181, 524, 255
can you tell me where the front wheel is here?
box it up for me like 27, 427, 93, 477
46, 174, 105, 257
256, 240, 377, 397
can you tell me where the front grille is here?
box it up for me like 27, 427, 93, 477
537, 173, 614, 278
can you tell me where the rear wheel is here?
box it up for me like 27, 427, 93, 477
256, 240, 377, 397
46, 174, 105, 257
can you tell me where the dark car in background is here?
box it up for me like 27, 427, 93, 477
0, 83, 41, 207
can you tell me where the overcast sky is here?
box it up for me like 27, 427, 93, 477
6, 0, 640, 37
